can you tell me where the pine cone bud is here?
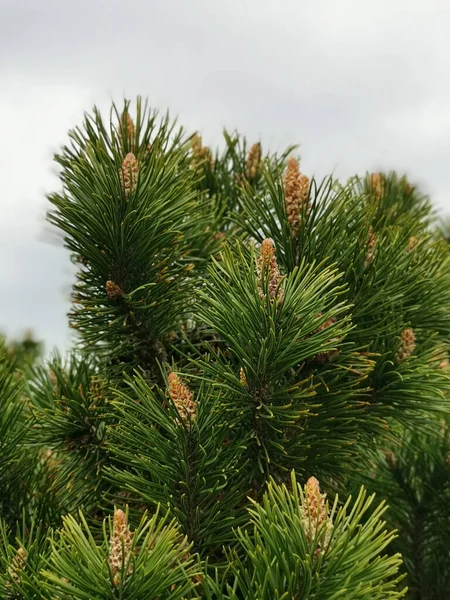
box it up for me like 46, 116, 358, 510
245, 143, 261, 180
108, 509, 133, 586
119, 111, 136, 150
239, 367, 248, 387
365, 226, 377, 265
370, 172, 384, 198
168, 372, 197, 425
106, 280, 124, 300
395, 327, 416, 363
408, 236, 418, 251
302, 476, 332, 557
119, 152, 138, 198
191, 133, 213, 169
7, 547, 27, 585
304, 477, 327, 524
284, 157, 310, 235
257, 239, 284, 304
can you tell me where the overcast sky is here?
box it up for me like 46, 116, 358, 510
1, 0, 449, 353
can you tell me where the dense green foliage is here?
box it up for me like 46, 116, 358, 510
1, 97, 449, 598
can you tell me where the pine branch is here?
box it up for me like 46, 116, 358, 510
47, 98, 211, 378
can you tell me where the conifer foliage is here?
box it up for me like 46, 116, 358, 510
1, 97, 449, 598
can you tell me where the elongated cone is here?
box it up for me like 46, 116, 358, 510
284, 157, 310, 235
370, 172, 383, 198
168, 372, 197, 425
408, 236, 418, 251
8, 547, 27, 585
119, 152, 138, 198
395, 327, 416, 363
106, 280, 124, 299
365, 226, 377, 265
239, 367, 248, 387
257, 239, 284, 304
108, 509, 133, 586
245, 142, 261, 180
302, 476, 332, 557
191, 133, 213, 169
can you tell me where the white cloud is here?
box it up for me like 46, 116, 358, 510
0, 80, 92, 351
0, 0, 449, 349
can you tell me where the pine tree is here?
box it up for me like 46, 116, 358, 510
354, 417, 450, 599
1, 97, 449, 598
0, 330, 43, 371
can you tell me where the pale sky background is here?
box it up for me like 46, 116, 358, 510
1, 0, 450, 353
